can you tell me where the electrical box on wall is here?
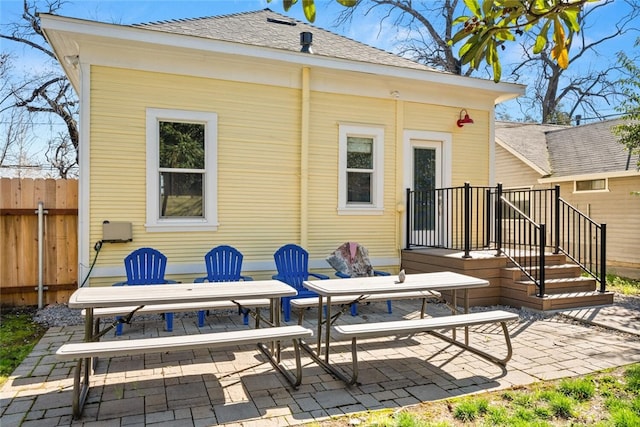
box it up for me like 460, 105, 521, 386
102, 221, 133, 243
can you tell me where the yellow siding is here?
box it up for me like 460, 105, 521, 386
495, 145, 547, 189
556, 177, 640, 269
404, 103, 490, 185
90, 66, 301, 273
306, 91, 398, 260
88, 66, 494, 283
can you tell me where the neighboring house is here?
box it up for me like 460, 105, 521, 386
496, 119, 640, 278
41, 9, 524, 286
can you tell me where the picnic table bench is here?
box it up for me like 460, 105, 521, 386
82, 298, 271, 334
333, 310, 519, 384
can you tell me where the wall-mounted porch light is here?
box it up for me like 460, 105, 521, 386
456, 109, 474, 127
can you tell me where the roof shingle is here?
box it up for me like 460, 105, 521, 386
133, 8, 438, 72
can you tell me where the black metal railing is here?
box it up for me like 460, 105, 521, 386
405, 183, 494, 258
405, 183, 607, 295
498, 193, 546, 296
557, 196, 607, 292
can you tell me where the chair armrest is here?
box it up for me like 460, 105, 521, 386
309, 272, 330, 280
335, 271, 350, 278
113, 281, 127, 286
164, 280, 179, 284
240, 275, 253, 281
194, 277, 207, 283
373, 270, 390, 276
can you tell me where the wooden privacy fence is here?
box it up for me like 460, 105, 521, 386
0, 178, 78, 307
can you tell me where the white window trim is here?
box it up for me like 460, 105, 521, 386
573, 178, 609, 194
145, 108, 218, 232
338, 124, 384, 215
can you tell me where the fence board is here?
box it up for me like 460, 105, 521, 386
0, 178, 78, 306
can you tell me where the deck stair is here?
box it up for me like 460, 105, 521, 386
500, 253, 613, 311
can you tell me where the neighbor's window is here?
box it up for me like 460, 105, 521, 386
575, 179, 607, 192
338, 124, 384, 214
146, 109, 218, 231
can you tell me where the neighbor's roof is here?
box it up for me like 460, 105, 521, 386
496, 119, 639, 179
546, 118, 637, 178
495, 121, 566, 175
133, 9, 435, 72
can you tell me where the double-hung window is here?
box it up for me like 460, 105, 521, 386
146, 108, 218, 231
338, 124, 384, 214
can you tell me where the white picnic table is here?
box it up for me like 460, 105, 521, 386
302, 272, 495, 383
63, 280, 304, 418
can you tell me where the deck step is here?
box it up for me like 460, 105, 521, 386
501, 290, 613, 311
501, 263, 582, 281
512, 277, 597, 294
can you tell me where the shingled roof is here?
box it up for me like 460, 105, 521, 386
133, 8, 437, 72
496, 119, 639, 179
495, 121, 565, 175
546, 119, 638, 177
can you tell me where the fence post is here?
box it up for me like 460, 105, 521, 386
495, 183, 503, 257
463, 182, 471, 258
405, 188, 411, 250
553, 184, 560, 254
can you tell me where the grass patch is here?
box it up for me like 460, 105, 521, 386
317, 363, 640, 426
606, 274, 640, 295
0, 307, 47, 387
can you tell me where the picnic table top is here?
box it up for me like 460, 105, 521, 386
304, 271, 489, 296
68, 280, 296, 308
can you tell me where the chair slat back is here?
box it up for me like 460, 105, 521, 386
204, 245, 244, 282
273, 244, 310, 291
124, 247, 168, 285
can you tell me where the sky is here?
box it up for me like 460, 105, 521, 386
1, 0, 638, 175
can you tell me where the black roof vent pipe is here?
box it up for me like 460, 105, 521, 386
300, 31, 313, 53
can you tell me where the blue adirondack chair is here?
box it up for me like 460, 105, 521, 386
113, 247, 177, 335
194, 245, 253, 326
326, 242, 391, 316
272, 244, 329, 322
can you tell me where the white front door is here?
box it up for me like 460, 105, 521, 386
403, 131, 452, 248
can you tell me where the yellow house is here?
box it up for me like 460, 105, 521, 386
41, 9, 524, 287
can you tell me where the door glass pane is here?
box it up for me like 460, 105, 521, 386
160, 172, 203, 217
413, 147, 436, 231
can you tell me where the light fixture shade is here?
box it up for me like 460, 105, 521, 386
457, 109, 474, 127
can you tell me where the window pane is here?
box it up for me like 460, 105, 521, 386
160, 172, 203, 217
159, 121, 205, 169
347, 171, 371, 203
347, 137, 373, 169
576, 179, 605, 191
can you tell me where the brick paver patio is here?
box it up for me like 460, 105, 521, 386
2, 300, 640, 426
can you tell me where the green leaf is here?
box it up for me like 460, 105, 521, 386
302, 0, 316, 22
494, 29, 515, 42
482, 0, 493, 16
336, 0, 357, 6
560, 7, 581, 33
283, 0, 295, 11
463, 0, 482, 17
533, 20, 551, 54
492, 54, 502, 82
